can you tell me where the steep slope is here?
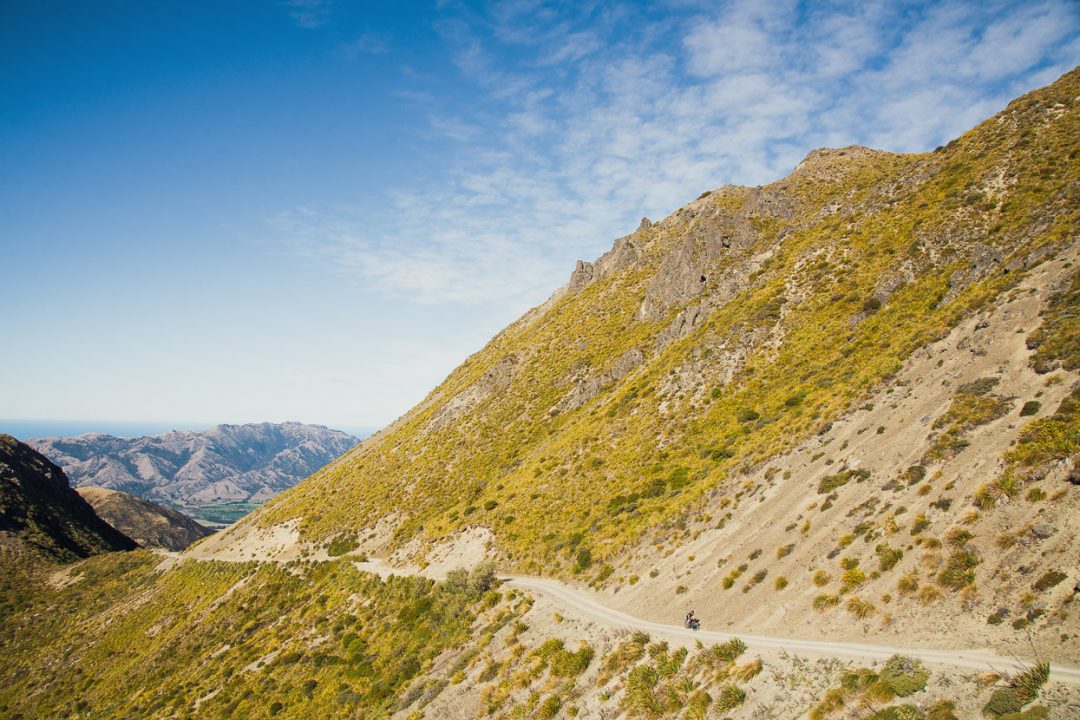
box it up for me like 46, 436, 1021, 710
28, 422, 358, 509
0, 434, 137, 562
253, 72, 1074, 542
204, 67, 1079, 657
76, 486, 213, 551
1, 69, 1078, 720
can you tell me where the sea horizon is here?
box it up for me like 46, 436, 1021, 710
0, 419, 377, 442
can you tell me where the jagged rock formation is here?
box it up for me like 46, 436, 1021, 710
76, 486, 213, 551
0, 434, 136, 562
27, 422, 357, 509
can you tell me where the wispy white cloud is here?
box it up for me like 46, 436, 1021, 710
275, 0, 1080, 308
341, 32, 390, 58
282, 0, 332, 29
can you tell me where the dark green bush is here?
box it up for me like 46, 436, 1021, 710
818, 468, 871, 494
327, 535, 359, 557
983, 688, 1027, 716
879, 655, 928, 697
1033, 570, 1066, 592
1019, 401, 1041, 416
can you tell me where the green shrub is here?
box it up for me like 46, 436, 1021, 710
1032, 570, 1066, 592
738, 408, 761, 422
876, 543, 904, 572
983, 688, 1027, 716
818, 468, 871, 494
1019, 401, 1041, 417
327, 535, 359, 556
910, 513, 930, 535
938, 548, 980, 589
813, 594, 840, 610
879, 655, 928, 697
785, 391, 807, 407
905, 465, 927, 485
574, 548, 593, 572
712, 638, 747, 662
846, 596, 874, 618
715, 685, 746, 711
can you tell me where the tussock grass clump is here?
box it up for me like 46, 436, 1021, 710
910, 513, 931, 535
813, 569, 832, 587
714, 685, 746, 712
711, 638, 747, 663
818, 468, 871, 494
730, 658, 763, 682
876, 543, 904, 572
846, 596, 875, 618
841, 567, 867, 593
897, 573, 919, 595
814, 594, 840, 611
531, 638, 594, 678
938, 548, 980, 590
918, 586, 942, 604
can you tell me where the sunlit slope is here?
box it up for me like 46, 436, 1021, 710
255, 67, 1078, 576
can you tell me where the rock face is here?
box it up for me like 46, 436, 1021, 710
27, 422, 357, 509
0, 434, 137, 562
76, 486, 213, 551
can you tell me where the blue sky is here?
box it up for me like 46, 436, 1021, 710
1, 1, 1077, 433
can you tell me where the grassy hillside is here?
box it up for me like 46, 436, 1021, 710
254, 67, 1078, 585
4, 550, 1063, 720
0, 551, 504, 719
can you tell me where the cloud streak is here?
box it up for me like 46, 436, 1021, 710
276, 0, 1080, 309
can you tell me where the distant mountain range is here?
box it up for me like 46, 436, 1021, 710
0, 434, 136, 562
27, 422, 358, 511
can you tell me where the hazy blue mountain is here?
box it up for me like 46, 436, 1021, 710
27, 422, 358, 511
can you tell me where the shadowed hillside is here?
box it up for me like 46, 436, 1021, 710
0, 434, 136, 562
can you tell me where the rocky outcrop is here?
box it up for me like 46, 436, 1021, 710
550, 348, 645, 415
428, 355, 520, 430
639, 187, 793, 321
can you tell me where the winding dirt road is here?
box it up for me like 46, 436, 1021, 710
346, 558, 1079, 685
505, 575, 1080, 684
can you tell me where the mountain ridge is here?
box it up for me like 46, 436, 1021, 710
27, 421, 358, 510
